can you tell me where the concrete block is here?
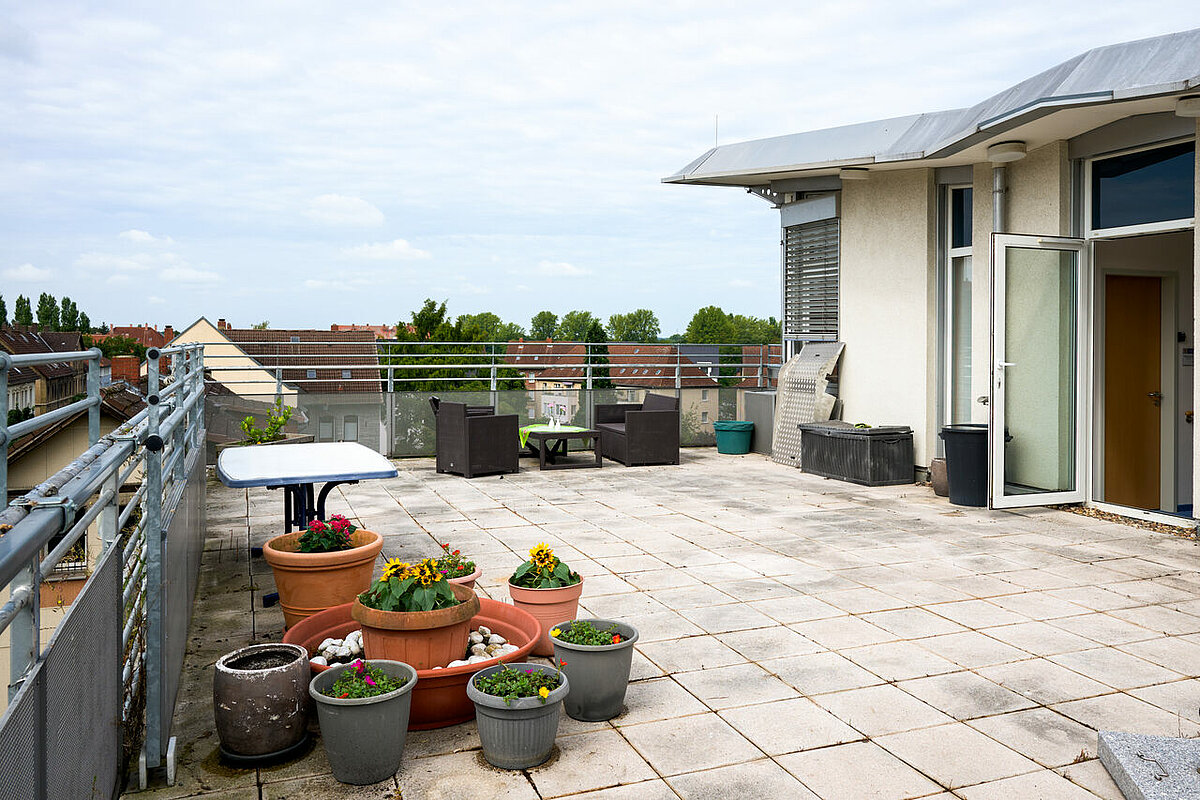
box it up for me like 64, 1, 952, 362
1098, 730, 1200, 800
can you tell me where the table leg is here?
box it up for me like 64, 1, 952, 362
539, 438, 547, 469
593, 434, 602, 467
316, 480, 359, 520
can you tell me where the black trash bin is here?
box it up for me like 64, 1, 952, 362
939, 424, 988, 507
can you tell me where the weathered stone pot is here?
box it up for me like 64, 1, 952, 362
507, 577, 584, 656
467, 662, 568, 769
263, 528, 383, 628
551, 618, 639, 721
351, 582, 480, 671
213, 643, 309, 760
310, 660, 417, 785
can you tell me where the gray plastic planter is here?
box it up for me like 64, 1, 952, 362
309, 660, 418, 785
550, 618, 639, 721
467, 662, 569, 769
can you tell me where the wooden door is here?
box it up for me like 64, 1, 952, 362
1104, 274, 1162, 509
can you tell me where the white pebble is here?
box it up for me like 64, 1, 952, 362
467, 654, 489, 664
317, 638, 338, 652
348, 640, 363, 656
487, 634, 506, 646
335, 645, 352, 659
468, 632, 484, 645
498, 644, 518, 655
469, 643, 489, 657
310, 656, 328, 666
447, 659, 470, 668
477, 626, 491, 637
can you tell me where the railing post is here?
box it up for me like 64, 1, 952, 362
275, 367, 283, 402
0, 351, 9, 502
489, 358, 498, 410
87, 347, 101, 445
584, 345, 594, 429
7, 559, 38, 703
143, 348, 165, 769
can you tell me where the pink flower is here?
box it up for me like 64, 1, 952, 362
364, 675, 377, 687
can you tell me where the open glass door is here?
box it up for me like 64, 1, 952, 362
990, 234, 1087, 508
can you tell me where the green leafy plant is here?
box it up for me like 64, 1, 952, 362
434, 542, 476, 579
472, 664, 563, 706
321, 659, 408, 699
509, 542, 580, 589
298, 514, 356, 553
358, 557, 460, 612
239, 398, 292, 444
550, 620, 623, 646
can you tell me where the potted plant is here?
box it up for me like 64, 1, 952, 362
466, 662, 568, 769
507, 543, 583, 656
309, 658, 418, 785
351, 557, 480, 670
215, 397, 313, 454
213, 643, 310, 764
263, 514, 383, 628
435, 542, 481, 589
550, 619, 639, 721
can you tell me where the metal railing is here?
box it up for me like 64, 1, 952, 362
0, 343, 206, 797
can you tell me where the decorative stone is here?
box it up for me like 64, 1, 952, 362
469, 632, 484, 645
318, 638, 338, 652
1098, 730, 1200, 800
470, 643, 489, 657
477, 626, 491, 637
447, 659, 470, 668
467, 654, 489, 663
310, 655, 328, 666
487, 634, 506, 646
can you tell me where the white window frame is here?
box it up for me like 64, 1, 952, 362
942, 184, 974, 429
1084, 137, 1196, 240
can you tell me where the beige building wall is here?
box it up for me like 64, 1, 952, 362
1194, 118, 1200, 512
172, 318, 297, 405
839, 168, 938, 465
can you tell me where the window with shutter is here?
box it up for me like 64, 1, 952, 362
783, 218, 839, 342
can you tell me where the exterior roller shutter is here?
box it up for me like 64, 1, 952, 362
783, 218, 839, 342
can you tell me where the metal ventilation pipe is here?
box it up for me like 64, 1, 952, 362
986, 141, 1027, 234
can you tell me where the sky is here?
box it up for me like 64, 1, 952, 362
2, 3, 1197, 336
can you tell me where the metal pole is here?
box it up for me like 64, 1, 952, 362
87, 348, 101, 445
0, 352, 9, 502
385, 362, 394, 456
143, 348, 165, 769
992, 165, 1006, 234
275, 367, 282, 402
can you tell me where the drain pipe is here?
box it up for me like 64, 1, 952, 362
986, 141, 1027, 233
992, 165, 1006, 233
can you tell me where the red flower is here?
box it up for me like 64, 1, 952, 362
612, 634, 621, 644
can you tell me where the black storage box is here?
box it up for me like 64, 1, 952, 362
797, 422, 915, 486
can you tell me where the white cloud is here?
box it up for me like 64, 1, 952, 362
119, 229, 173, 244
147, 296, 165, 305
530, 260, 591, 277
3, 262, 51, 281
729, 278, 754, 288
160, 266, 220, 284
106, 274, 132, 284
342, 238, 431, 260
304, 194, 385, 227
76, 251, 155, 271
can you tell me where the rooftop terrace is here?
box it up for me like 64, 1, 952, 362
144, 450, 1200, 799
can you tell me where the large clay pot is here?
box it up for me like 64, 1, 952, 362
508, 578, 584, 656
263, 528, 383, 628
213, 643, 309, 760
310, 660, 417, 785
351, 583, 480, 670
284, 598, 541, 730
468, 662, 569, 769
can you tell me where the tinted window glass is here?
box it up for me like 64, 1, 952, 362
951, 187, 973, 249
1092, 141, 1195, 230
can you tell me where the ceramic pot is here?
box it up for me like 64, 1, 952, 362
551, 618, 639, 721
263, 528, 383, 628
351, 583, 480, 670
446, 563, 483, 590
467, 662, 568, 769
213, 643, 309, 759
507, 578, 584, 656
309, 660, 417, 785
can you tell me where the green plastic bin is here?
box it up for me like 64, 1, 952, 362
713, 420, 754, 454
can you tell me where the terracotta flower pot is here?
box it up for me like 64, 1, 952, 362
507, 578, 585, 656
263, 529, 383, 628
351, 583, 481, 671
446, 564, 483, 590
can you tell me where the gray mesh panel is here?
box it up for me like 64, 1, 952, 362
0, 660, 45, 800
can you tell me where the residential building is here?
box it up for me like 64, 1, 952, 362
0, 328, 87, 415
668, 29, 1200, 520
91, 323, 175, 350
331, 323, 397, 339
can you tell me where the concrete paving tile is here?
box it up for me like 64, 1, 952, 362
966, 708, 1097, 768
915, 631, 1028, 669
1048, 612, 1161, 646
526, 729, 656, 798
613, 676, 709, 725
812, 683, 955, 736
925, 599, 1027, 629
646, 583, 736, 609
716, 626, 822, 662
875, 722, 1040, 790
1117, 634, 1200, 673
263, 772, 398, 798
976, 658, 1111, 705
1045, 585, 1142, 611
667, 758, 820, 800
719, 697, 862, 755
896, 671, 1035, 720
638, 635, 746, 673
955, 769, 1103, 800
673, 662, 799, 710
1055, 758, 1125, 800
629, 648, 666, 680
763, 651, 885, 695
987, 591, 1092, 621
981, 620, 1096, 656
1048, 647, 1184, 689
678, 603, 779, 634
777, 740, 944, 800
617, 610, 705, 643
578, 591, 669, 618
861, 608, 968, 639
393, 750, 538, 799
553, 779, 681, 800
1053, 692, 1200, 737
579, 573, 639, 596
681, 563, 763, 583
747, 594, 846, 623
619, 713, 761, 776
881, 580, 973, 605
841, 640, 961, 681
816, 587, 910, 614
791, 615, 899, 650
1127, 678, 1200, 725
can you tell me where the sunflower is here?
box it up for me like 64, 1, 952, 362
381, 558, 409, 580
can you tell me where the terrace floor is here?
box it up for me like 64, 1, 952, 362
136, 449, 1200, 799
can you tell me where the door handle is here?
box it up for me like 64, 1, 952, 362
998, 361, 1015, 368
1148, 391, 1163, 407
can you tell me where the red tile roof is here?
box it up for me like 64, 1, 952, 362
223, 329, 381, 394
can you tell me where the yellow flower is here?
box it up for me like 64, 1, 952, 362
550, 628, 560, 638
381, 558, 408, 580
538, 686, 549, 699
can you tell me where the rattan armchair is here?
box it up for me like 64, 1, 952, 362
432, 400, 519, 478
594, 393, 680, 466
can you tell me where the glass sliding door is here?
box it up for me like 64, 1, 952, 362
990, 234, 1087, 508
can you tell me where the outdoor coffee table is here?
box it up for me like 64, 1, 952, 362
519, 425, 602, 470
216, 441, 398, 531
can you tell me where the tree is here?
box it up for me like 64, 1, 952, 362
456, 312, 504, 342
79, 312, 91, 333
14, 295, 33, 326
60, 296, 79, 331
90, 334, 146, 361
405, 299, 455, 341
684, 306, 735, 344
556, 310, 602, 342
252, 320, 270, 330
608, 309, 660, 342
530, 311, 557, 340
583, 319, 613, 389
496, 321, 526, 341
729, 314, 780, 344
0, 294, 6, 327
36, 292, 59, 330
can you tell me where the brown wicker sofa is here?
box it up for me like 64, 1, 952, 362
430, 398, 519, 478
594, 393, 680, 466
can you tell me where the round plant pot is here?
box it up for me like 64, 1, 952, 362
214, 643, 310, 761
309, 660, 418, 785
351, 583, 481, 671
446, 564, 483, 590
284, 598, 541, 730
467, 662, 568, 769
551, 618, 639, 721
507, 578, 584, 656
263, 528, 383, 628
